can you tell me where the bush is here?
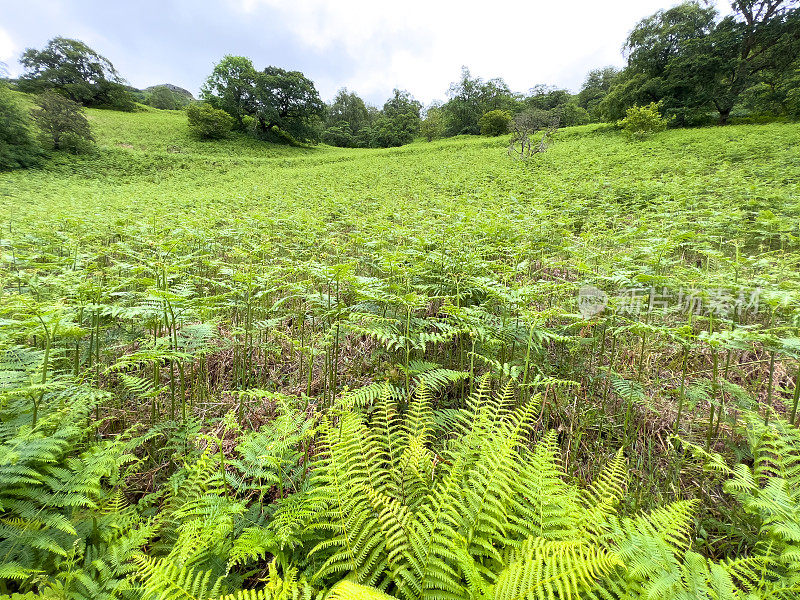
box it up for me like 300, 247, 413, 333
478, 109, 512, 136
187, 102, 233, 139
31, 90, 94, 153
618, 102, 669, 136
0, 85, 41, 170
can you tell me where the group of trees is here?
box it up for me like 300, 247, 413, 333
199, 56, 423, 147
1, 82, 95, 169
3, 0, 799, 160
321, 68, 594, 149
0, 83, 93, 171
199, 55, 326, 144
142, 84, 193, 110
322, 87, 422, 147
595, 0, 800, 125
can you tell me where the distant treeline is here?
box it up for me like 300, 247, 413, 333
2, 0, 798, 147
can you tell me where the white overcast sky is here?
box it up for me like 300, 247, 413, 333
0, 0, 732, 105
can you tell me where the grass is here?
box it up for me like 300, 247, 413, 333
2, 105, 800, 558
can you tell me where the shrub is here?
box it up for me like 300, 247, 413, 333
479, 109, 512, 136
0, 85, 41, 170
187, 102, 233, 139
617, 102, 668, 136
31, 90, 94, 153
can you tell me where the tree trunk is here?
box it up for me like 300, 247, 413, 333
718, 107, 731, 126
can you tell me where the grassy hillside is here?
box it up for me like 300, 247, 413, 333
3, 107, 800, 597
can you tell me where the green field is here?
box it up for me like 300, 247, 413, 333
3, 108, 800, 597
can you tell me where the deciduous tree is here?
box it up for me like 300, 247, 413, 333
31, 90, 94, 153
18, 37, 134, 111
201, 56, 257, 129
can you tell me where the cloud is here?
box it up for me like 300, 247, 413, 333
3, 0, 733, 105
228, 0, 731, 104
0, 27, 16, 69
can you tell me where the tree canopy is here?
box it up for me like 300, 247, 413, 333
18, 37, 135, 111
441, 67, 515, 135
604, 0, 800, 124
202, 58, 325, 143
201, 55, 258, 129
253, 66, 326, 143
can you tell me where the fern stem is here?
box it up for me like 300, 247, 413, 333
765, 350, 776, 426
675, 347, 688, 436
706, 349, 718, 451
791, 362, 800, 425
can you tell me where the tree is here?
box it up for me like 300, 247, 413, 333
187, 102, 234, 139
478, 109, 512, 136
253, 67, 325, 143
442, 67, 515, 136
609, 0, 800, 124
327, 89, 370, 135
560, 101, 591, 126
31, 91, 94, 153
686, 0, 800, 124
369, 89, 421, 147
420, 103, 445, 141
578, 67, 620, 119
508, 109, 560, 159
201, 56, 257, 129
18, 37, 134, 111
323, 88, 372, 147
0, 84, 40, 170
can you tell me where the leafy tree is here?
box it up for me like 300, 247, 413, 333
201, 56, 257, 129
522, 85, 571, 112
253, 67, 325, 144
187, 102, 234, 139
18, 37, 134, 111
578, 67, 620, 119
442, 67, 515, 136
325, 88, 371, 146
560, 101, 591, 126
420, 103, 445, 141
740, 56, 800, 116
0, 84, 40, 170
322, 124, 357, 147
369, 89, 421, 147
479, 109, 512, 136
31, 90, 94, 153
686, 0, 800, 124
520, 86, 590, 126
147, 85, 191, 110
607, 0, 800, 124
